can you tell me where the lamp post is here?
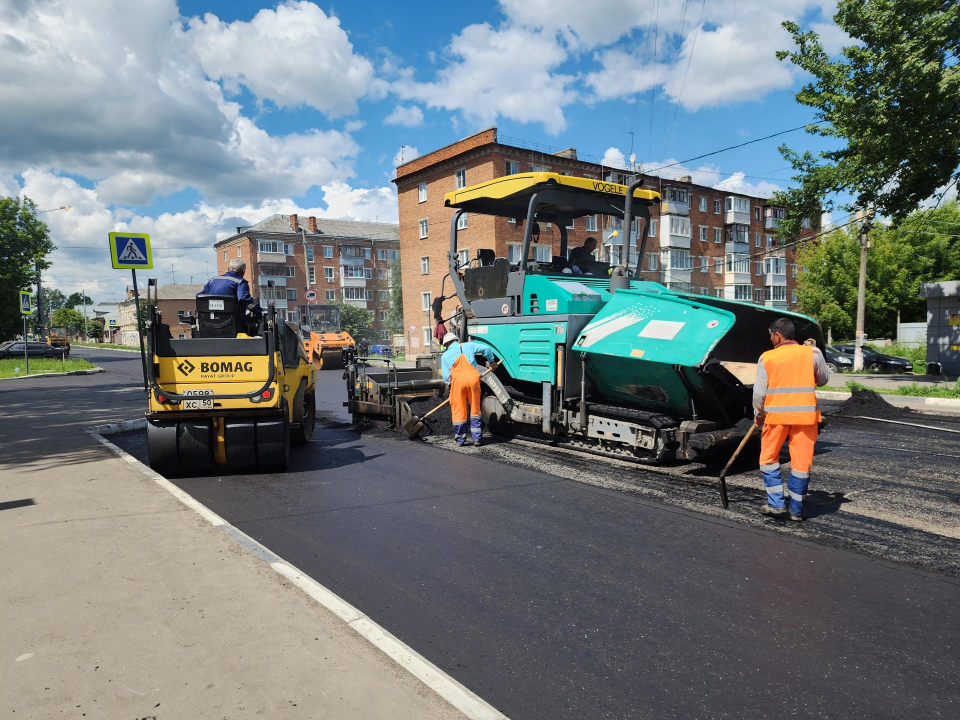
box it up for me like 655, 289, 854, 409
32, 205, 71, 340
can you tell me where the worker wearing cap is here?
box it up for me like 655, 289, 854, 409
754, 318, 830, 521
199, 258, 263, 316
440, 333, 495, 446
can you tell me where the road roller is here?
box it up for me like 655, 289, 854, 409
297, 303, 355, 370
362, 172, 824, 464
144, 295, 316, 476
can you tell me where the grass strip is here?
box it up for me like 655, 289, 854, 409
0, 357, 96, 378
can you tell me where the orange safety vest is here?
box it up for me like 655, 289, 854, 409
760, 343, 820, 425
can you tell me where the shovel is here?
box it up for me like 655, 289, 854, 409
717, 423, 757, 509
403, 361, 500, 439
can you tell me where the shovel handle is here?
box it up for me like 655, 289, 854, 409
718, 423, 757, 509
419, 360, 501, 422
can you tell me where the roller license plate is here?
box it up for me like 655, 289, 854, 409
183, 388, 213, 410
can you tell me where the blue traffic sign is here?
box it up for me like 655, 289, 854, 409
108, 232, 152, 269
19, 290, 32, 315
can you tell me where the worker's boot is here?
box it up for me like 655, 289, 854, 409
759, 504, 787, 518
788, 511, 806, 522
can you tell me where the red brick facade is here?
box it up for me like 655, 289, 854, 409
394, 128, 809, 354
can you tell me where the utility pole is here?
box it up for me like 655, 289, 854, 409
853, 209, 872, 372
35, 260, 45, 340
82, 289, 88, 338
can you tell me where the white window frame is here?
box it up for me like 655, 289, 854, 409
223, 249, 227, 261
284, 243, 295, 256
420, 256, 430, 274
458, 248, 470, 267
585, 215, 597, 232
457, 213, 468, 230
699, 226, 707, 242
306, 245, 314, 263
713, 199, 721, 214
699, 197, 707, 212
714, 228, 722, 244
714, 258, 723, 273
323, 245, 333, 258
418, 182, 427, 203
418, 219, 428, 239
325, 290, 336, 301
324, 266, 334, 281
647, 253, 658, 271
700, 256, 709, 272
285, 266, 295, 277
237, 246, 242, 257
286, 289, 297, 301
378, 249, 387, 261
755, 288, 763, 303
421, 291, 432, 312
649, 219, 658, 237
792, 264, 797, 278
506, 160, 519, 175
455, 168, 466, 189
668, 216, 691, 238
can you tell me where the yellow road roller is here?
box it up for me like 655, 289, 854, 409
144, 295, 316, 475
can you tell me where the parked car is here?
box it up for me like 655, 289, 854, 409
0, 341, 68, 359
833, 345, 913, 373
823, 346, 854, 373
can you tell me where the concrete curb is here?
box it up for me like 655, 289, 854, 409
816, 390, 960, 410
73, 345, 141, 353
83, 419, 507, 720
0, 367, 104, 381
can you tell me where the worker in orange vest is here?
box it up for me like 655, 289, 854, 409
440, 333, 495, 446
753, 318, 830, 521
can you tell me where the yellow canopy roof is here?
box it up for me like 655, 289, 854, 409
443, 172, 661, 220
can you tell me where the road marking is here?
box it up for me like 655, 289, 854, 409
85, 420, 508, 720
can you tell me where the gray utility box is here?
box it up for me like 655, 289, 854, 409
920, 281, 960, 376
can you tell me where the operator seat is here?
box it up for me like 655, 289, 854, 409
195, 294, 261, 338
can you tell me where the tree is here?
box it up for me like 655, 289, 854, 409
39, 288, 68, 314
774, 0, 960, 239
0, 196, 55, 341
337, 300, 372, 341
386, 258, 404, 335
66, 291, 93, 310
51, 307, 86, 334
87, 317, 105, 341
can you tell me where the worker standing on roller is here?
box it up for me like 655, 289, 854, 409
440, 333, 495, 447
753, 318, 830, 521
199, 258, 263, 317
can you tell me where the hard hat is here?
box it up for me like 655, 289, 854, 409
442, 332, 458, 346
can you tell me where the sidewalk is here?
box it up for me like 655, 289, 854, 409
0, 374, 466, 719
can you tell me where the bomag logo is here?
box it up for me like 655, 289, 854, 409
199, 360, 254, 373
177, 359, 196, 375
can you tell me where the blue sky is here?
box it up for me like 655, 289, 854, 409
0, 0, 845, 300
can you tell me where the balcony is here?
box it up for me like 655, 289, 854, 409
764, 272, 787, 286
660, 197, 689, 216
724, 255, 752, 286
764, 217, 781, 230
257, 251, 287, 265
725, 197, 750, 226
344, 299, 368, 309
659, 216, 691, 250
661, 267, 692, 285
724, 242, 749, 255
257, 275, 286, 287
340, 256, 365, 267
764, 299, 788, 309
263, 298, 288, 310
341, 276, 367, 288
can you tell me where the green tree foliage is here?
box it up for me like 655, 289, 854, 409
38, 288, 67, 314
87, 317, 105, 341
66, 291, 93, 310
386, 259, 404, 334
0, 196, 55, 340
797, 201, 960, 337
51, 307, 86, 333
775, 0, 960, 238
337, 299, 372, 341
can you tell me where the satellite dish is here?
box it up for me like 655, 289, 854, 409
629, 152, 636, 164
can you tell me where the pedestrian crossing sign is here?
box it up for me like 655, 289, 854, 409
108, 232, 153, 269
19, 290, 32, 315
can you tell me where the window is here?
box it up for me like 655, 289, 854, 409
508, 217, 517, 224
647, 253, 658, 271
726, 253, 750, 274
223, 250, 227, 261
791, 264, 797, 278
699, 197, 707, 212
661, 249, 692, 270
418, 219, 428, 238
713, 199, 721, 214
420, 256, 430, 274
342, 287, 366, 300
378, 249, 387, 261
735, 285, 752, 301
458, 213, 468, 230
666, 187, 689, 204
458, 248, 469, 267
699, 226, 707, 242
424, 327, 432, 348
755, 261, 763, 276
365, 290, 373, 301
765, 286, 787, 302
363, 248, 371, 260
343, 265, 365, 278
508, 244, 522, 264
284, 243, 294, 256
455, 169, 466, 189
791, 289, 798, 303
534, 245, 552, 263
764, 257, 786, 275
364, 268, 373, 279
258, 241, 279, 253
380, 290, 389, 301
755, 289, 763, 303
714, 288, 723, 298
802, 217, 811, 228
286, 289, 297, 301
284, 266, 294, 277
714, 228, 721, 243
390, 250, 400, 261
668, 216, 691, 237
418, 183, 427, 203
506, 160, 519, 175
421, 292, 432, 312
715, 258, 723, 272
309, 267, 315, 284
725, 196, 750, 214
766, 207, 787, 220
324, 266, 334, 281
755, 234, 761, 247
323, 245, 333, 258
755, 207, 761, 221
325, 290, 336, 301
530, 164, 549, 172
701, 256, 709, 272
237, 247, 242, 257
380, 310, 388, 321
378, 269, 387, 280
306, 245, 314, 263
585, 215, 597, 232
649, 219, 658, 237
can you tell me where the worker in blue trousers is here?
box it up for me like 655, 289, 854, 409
440, 333, 495, 446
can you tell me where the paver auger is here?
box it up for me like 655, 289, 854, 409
144, 295, 316, 476
434, 172, 825, 463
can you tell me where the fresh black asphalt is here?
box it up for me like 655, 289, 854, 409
60, 348, 960, 718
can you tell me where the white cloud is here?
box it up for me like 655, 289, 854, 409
499, 0, 657, 50
393, 146, 419, 167
393, 23, 576, 134
602, 147, 627, 169
384, 105, 425, 127
317, 181, 397, 223
186, 1, 375, 117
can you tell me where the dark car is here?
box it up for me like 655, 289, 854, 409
0, 341, 68, 359
833, 344, 913, 373
823, 345, 854, 373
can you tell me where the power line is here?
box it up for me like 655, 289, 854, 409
658, 0, 700, 163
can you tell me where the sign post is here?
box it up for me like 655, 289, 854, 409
19, 290, 32, 374
108, 232, 153, 392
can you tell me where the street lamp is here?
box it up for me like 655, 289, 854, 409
31, 205, 71, 339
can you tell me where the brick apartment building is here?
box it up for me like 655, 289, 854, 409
213, 214, 400, 342
394, 127, 812, 354
118, 283, 205, 344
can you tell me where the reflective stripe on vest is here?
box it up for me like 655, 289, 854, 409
215, 275, 240, 284
761, 343, 820, 424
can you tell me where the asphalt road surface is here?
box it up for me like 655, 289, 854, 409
69, 347, 960, 718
